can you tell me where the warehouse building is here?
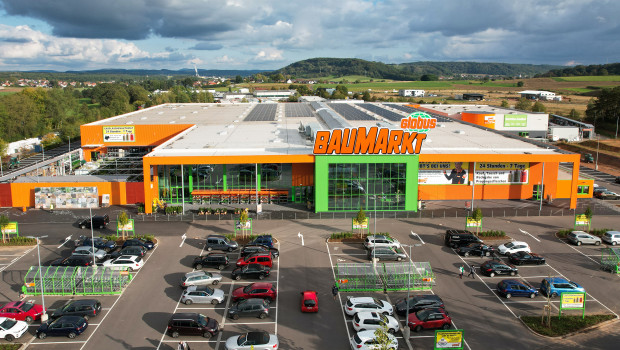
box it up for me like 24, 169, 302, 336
0, 103, 591, 212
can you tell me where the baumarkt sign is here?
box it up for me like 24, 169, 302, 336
313, 112, 436, 155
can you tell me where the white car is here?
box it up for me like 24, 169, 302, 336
353, 311, 400, 333
102, 255, 144, 271
72, 246, 107, 261
181, 285, 225, 305
0, 317, 29, 342
602, 231, 620, 246
350, 330, 398, 350
180, 271, 223, 288
225, 331, 278, 350
344, 297, 393, 316
364, 235, 401, 250
498, 241, 531, 255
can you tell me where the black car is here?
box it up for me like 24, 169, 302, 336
394, 295, 444, 316
79, 236, 117, 252
228, 298, 269, 320
78, 215, 110, 229
508, 251, 546, 265
206, 235, 239, 252
456, 243, 494, 257
122, 238, 155, 250
51, 300, 102, 321
167, 313, 219, 339
50, 256, 93, 267
444, 230, 482, 248
36, 316, 88, 339
193, 253, 229, 270
480, 260, 518, 277
615, 176, 620, 184
109, 246, 147, 259
249, 235, 274, 249
240, 244, 279, 258
231, 264, 270, 280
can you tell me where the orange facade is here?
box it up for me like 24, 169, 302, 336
10, 181, 128, 208
461, 112, 496, 129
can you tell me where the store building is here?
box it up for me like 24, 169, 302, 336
0, 103, 591, 212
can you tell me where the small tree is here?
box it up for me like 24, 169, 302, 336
500, 100, 509, 108
238, 209, 249, 238
517, 81, 524, 87
118, 211, 129, 240
532, 101, 547, 112
0, 214, 10, 243
355, 205, 367, 237
584, 206, 593, 220
373, 322, 395, 350
472, 207, 483, 235
515, 98, 532, 111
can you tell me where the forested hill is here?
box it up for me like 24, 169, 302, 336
0, 69, 267, 81
270, 58, 562, 79
535, 63, 620, 77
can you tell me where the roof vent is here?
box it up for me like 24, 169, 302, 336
219, 131, 227, 135
126, 121, 134, 125
140, 117, 147, 120
169, 121, 176, 124
192, 111, 198, 114
453, 130, 465, 134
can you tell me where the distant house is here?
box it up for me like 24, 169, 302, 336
519, 90, 561, 101
399, 89, 425, 97
462, 93, 484, 101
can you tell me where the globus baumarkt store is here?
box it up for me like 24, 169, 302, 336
72, 103, 590, 214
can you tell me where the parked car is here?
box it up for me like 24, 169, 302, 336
616, 176, 620, 184
300, 290, 318, 313
364, 235, 401, 250
206, 235, 238, 252
36, 316, 88, 339
167, 313, 220, 339
597, 191, 620, 200
444, 230, 482, 248
479, 260, 518, 277
102, 255, 144, 271
540, 277, 585, 298
593, 187, 608, 195
0, 301, 45, 323
231, 264, 270, 281
225, 331, 279, 350
455, 243, 494, 257
78, 215, 110, 229
353, 311, 399, 333
71, 246, 107, 261
497, 241, 531, 255
240, 244, 279, 258
497, 279, 538, 299
193, 253, 229, 270
79, 236, 116, 252
508, 251, 546, 265
394, 295, 444, 316
350, 330, 397, 350
232, 283, 277, 303
236, 253, 273, 268
181, 285, 225, 305
407, 308, 452, 332
249, 235, 274, 248
50, 299, 102, 320
344, 297, 393, 316
602, 231, 620, 246
109, 246, 147, 259
122, 238, 155, 250
180, 271, 223, 288
228, 298, 270, 320
50, 255, 93, 267
367, 247, 407, 261
0, 317, 28, 341
567, 231, 602, 246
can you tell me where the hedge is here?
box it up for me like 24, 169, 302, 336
557, 228, 611, 238
0, 237, 37, 246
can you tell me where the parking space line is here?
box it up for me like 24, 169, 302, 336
325, 241, 352, 343
331, 253, 368, 256
408, 335, 435, 338
274, 240, 280, 335
29, 341, 87, 345
0, 246, 36, 273
503, 300, 559, 304
161, 340, 218, 343
230, 321, 276, 325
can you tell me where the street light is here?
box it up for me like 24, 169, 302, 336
89, 207, 96, 266
595, 135, 600, 170
31, 234, 49, 322
402, 244, 413, 339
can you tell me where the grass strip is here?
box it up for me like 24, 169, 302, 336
521, 314, 616, 337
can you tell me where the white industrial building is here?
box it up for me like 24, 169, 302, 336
519, 90, 562, 101
399, 89, 425, 97
253, 90, 296, 99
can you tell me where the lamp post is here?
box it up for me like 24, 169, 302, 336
33, 235, 49, 322
89, 207, 96, 266
595, 135, 600, 170
402, 244, 413, 339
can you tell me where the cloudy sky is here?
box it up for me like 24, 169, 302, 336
0, 0, 618, 71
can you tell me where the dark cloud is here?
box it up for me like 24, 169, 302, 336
189, 42, 223, 51
0, 37, 32, 43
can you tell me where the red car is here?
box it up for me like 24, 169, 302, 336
235, 253, 273, 268
0, 301, 46, 323
300, 290, 318, 313
232, 283, 277, 303
407, 308, 451, 332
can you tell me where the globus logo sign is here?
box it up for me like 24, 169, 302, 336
400, 111, 437, 133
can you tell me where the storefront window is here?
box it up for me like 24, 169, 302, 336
577, 185, 590, 194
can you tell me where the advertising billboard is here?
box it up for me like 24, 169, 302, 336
504, 114, 528, 127
419, 162, 469, 185
474, 163, 529, 184
103, 126, 135, 142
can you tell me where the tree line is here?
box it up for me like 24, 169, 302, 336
536, 63, 620, 77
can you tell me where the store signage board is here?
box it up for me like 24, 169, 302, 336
103, 126, 136, 143
434, 330, 464, 349
474, 162, 529, 184
352, 218, 369, 230
465, 217, 482, 228
504, 114, 528, 127
559, 292, 585, 319
574, 214, 591, 227
419, 162, 469, 185
313, 112, 436, 155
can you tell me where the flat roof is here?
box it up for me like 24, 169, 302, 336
423, 104, 542, 115
86, 103, 560, 157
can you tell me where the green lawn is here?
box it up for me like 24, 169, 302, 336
0, 344, 22, 350
563, 88, 595, 93
78, 98, 91, 104
0, 90, 19, 96
553, 75, 620, 82
314, 81, 454, 92
521, 314, 616, 337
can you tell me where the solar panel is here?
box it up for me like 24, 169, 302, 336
284, 103, 315, 118
387, 104, 453, 122
327, 103, 376, 121
244, 104, 277, 121
357, 103, 405, 122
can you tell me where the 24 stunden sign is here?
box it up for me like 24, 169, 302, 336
313, 112, 437, 155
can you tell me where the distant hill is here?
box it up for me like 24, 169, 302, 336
536, 63, 620, 77
270, 58, 562, 80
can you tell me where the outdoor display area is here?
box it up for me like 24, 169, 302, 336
34, 186, 99, 209
22, 266, 133, 296
334, 262, 434, 292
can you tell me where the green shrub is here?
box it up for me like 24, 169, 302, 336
103, 235, 118, 242
0, 236, 37, 246
557, 229, 572, 238
479, 230, 506, 237
557, 228, 610, 238
136, 202, 145, 213
331, 232, 354, 239
135, 234, 155, 242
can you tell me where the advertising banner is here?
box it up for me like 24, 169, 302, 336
2, 222, 18, 234
504, 114, 528, 127
574, 214, 591, 227
352, 218, 369, 230
474, 163, 529, 184
434, 330, 464, 349
103, 126, 135, 143
559, 292, 586, 319
419, 162, 469, 185
465, 217, 482, 228
35, 187, 99, 209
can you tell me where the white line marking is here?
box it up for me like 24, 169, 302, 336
228, 321, 276, 325
161, 340, 218, 343
29, 341, 87, 345
410, 231, 425, 245
326, 241, 352, 342
0, 246, 35, 273
519, 229, 540, 242
274, 240, 280, 335
57, 235, 73, 249
179, 233, 187, 247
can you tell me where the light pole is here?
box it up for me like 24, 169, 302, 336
595, 135, 600, 170
33, 235, 49, 322
89, 207, 96, 266
402, 244, 413, 339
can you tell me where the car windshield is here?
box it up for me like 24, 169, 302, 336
243, 285, 253, 293
237, 334, 248, 346
197, 314, 208, 326
380, 314, 389, 323
22, 302, 34, 312
0, 318, 17, 329
205, 287, 214, 295
416, 309, 432, 320
504, 242, 515, 248
372, 298, 382, 307
304, 300, 316, 307
353, 333, 363, 345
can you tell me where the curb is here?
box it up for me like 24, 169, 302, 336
518, 315, 619, 339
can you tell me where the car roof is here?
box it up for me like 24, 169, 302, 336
302, 290, 317, 297
53, 315, 84, 322
606, 231, 620, 235
66, 299, 99, 305
356, 311, 381, 320
2, 301, 24, 308
245, 282, 272, 288
185, 270, 207, 277
170, 312, 201, 320
367, 235, 389, 239
117, 255, 138, 261
207, 234, 227, 238
571, 231, 588, 235
544, 277, 570, 283
502, 279, 525, 285
356, 330, 394, 341
240, 298, 266, 304
246, 331, 270, 343
349, 297, 378, 303
505, 241, 528, 245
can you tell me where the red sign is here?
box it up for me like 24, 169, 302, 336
313, 127, 428, 155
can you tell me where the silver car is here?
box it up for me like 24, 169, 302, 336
364, 235, 401, 250
181, 285, 225, 305
180, 271, 223, 288
225, 331, 279, 350
567, 231, 602, 246
72, 246, 107, 261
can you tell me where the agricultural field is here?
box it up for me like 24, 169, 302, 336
553, 75, 620, 82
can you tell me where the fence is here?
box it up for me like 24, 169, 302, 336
601, 247, 620, 274
335, 262, 434, 292
22, 266, 132, 296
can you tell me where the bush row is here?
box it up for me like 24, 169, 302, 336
198, 207, 244, 215
164, 206, 184, 215
0, 236, 37, 246
102, 234, 155, 242
557, 228, 611, 238
478, 230, 506, 237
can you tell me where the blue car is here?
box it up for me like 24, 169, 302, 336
540, 277, 585, 298
497, 279, 538, 299
122, 238, 155, 250
250, 235, 274, 248
80, 236, 117, 252
36, 316, 88, 339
